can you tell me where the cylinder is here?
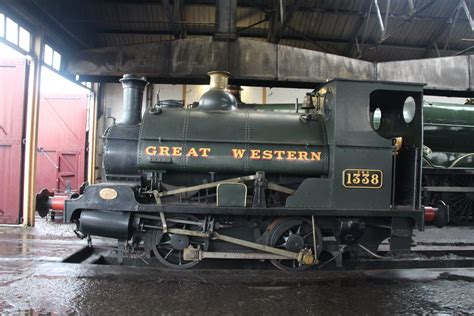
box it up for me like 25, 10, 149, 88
119, 74, 148, 125
79, 210, 132, 240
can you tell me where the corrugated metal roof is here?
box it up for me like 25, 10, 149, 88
50, 0, 474, 61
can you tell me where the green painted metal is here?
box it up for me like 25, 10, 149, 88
424, 102, 474, 154
252, 101, 474, 169
137, 108, 329, 176
256, 103, 299, 112
198, 89, 237, 112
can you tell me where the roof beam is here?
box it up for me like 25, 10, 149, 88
285, 25, 341, 55
69, 0, 474, 25
161, 0, 174, 33
215, 0, 237, 40
267, 0, 280, 43
422, 0, 464, 58
162, 0, 185, 39
343, 1, 373, 57
97, 28, 461, 53
377, 0, 437, 44
461, 0, 474, 31
443, 4, 462, 50
373, 0, 386, 37
271, 0, 303, 44
357, 0, 438, 59
174, 0, 186, 38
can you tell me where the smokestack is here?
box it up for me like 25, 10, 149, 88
119, 74, 148, 125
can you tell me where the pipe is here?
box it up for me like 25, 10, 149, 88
215, 0, 237, 40
119, 74, 148, 125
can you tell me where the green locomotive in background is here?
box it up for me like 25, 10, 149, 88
422, 101, 474, 225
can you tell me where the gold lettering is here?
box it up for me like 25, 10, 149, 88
274, 150, 285, 160
199, 148, 211, 157
310, 152, 321, 161
145, 146, 157, 156
298, 151, 309, 161
158, 146, 170, 156
186, 147, 198, 157
287, 151, 297, 160
250, 149, 261, 160
171, 147, 182, 157
231, 149, 246, 159
262, 150, 273, 160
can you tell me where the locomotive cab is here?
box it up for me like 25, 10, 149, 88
37, 73, 429, 270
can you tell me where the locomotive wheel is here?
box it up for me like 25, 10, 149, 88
152, 216, 209, 269
422, 174, 441, 205
268, 218, 323, 271
442, 175, 474, 225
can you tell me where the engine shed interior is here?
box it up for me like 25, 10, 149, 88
0, 0, 473, 314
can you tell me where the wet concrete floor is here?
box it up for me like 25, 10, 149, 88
1, 219, 473, 315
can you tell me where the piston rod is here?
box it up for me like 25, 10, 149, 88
165, 228, 314, 264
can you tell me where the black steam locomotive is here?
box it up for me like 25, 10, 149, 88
37, 72, 445, 270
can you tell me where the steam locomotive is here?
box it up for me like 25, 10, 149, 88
422, 102, 474, 225
36, 72, 447, 270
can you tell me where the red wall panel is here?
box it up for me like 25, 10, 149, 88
35, 94, 88, 193
0, 58, 28, 224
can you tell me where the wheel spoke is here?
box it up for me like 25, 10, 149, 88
459, 199, 470, 222
152, 216, 209, 269
164, 248, 174, 260
450, 196, 466, 208
465, 201, 473, 221
269, 220, 321, 271
296, 225, 302, 235
460, 199, 471, 223
159, 244, 173, 250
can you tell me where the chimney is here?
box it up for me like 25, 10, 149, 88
119, 74, 148, 125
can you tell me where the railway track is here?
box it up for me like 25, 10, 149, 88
62, 243, 474, 271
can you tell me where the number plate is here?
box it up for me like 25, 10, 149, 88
342, 169, 383, 189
